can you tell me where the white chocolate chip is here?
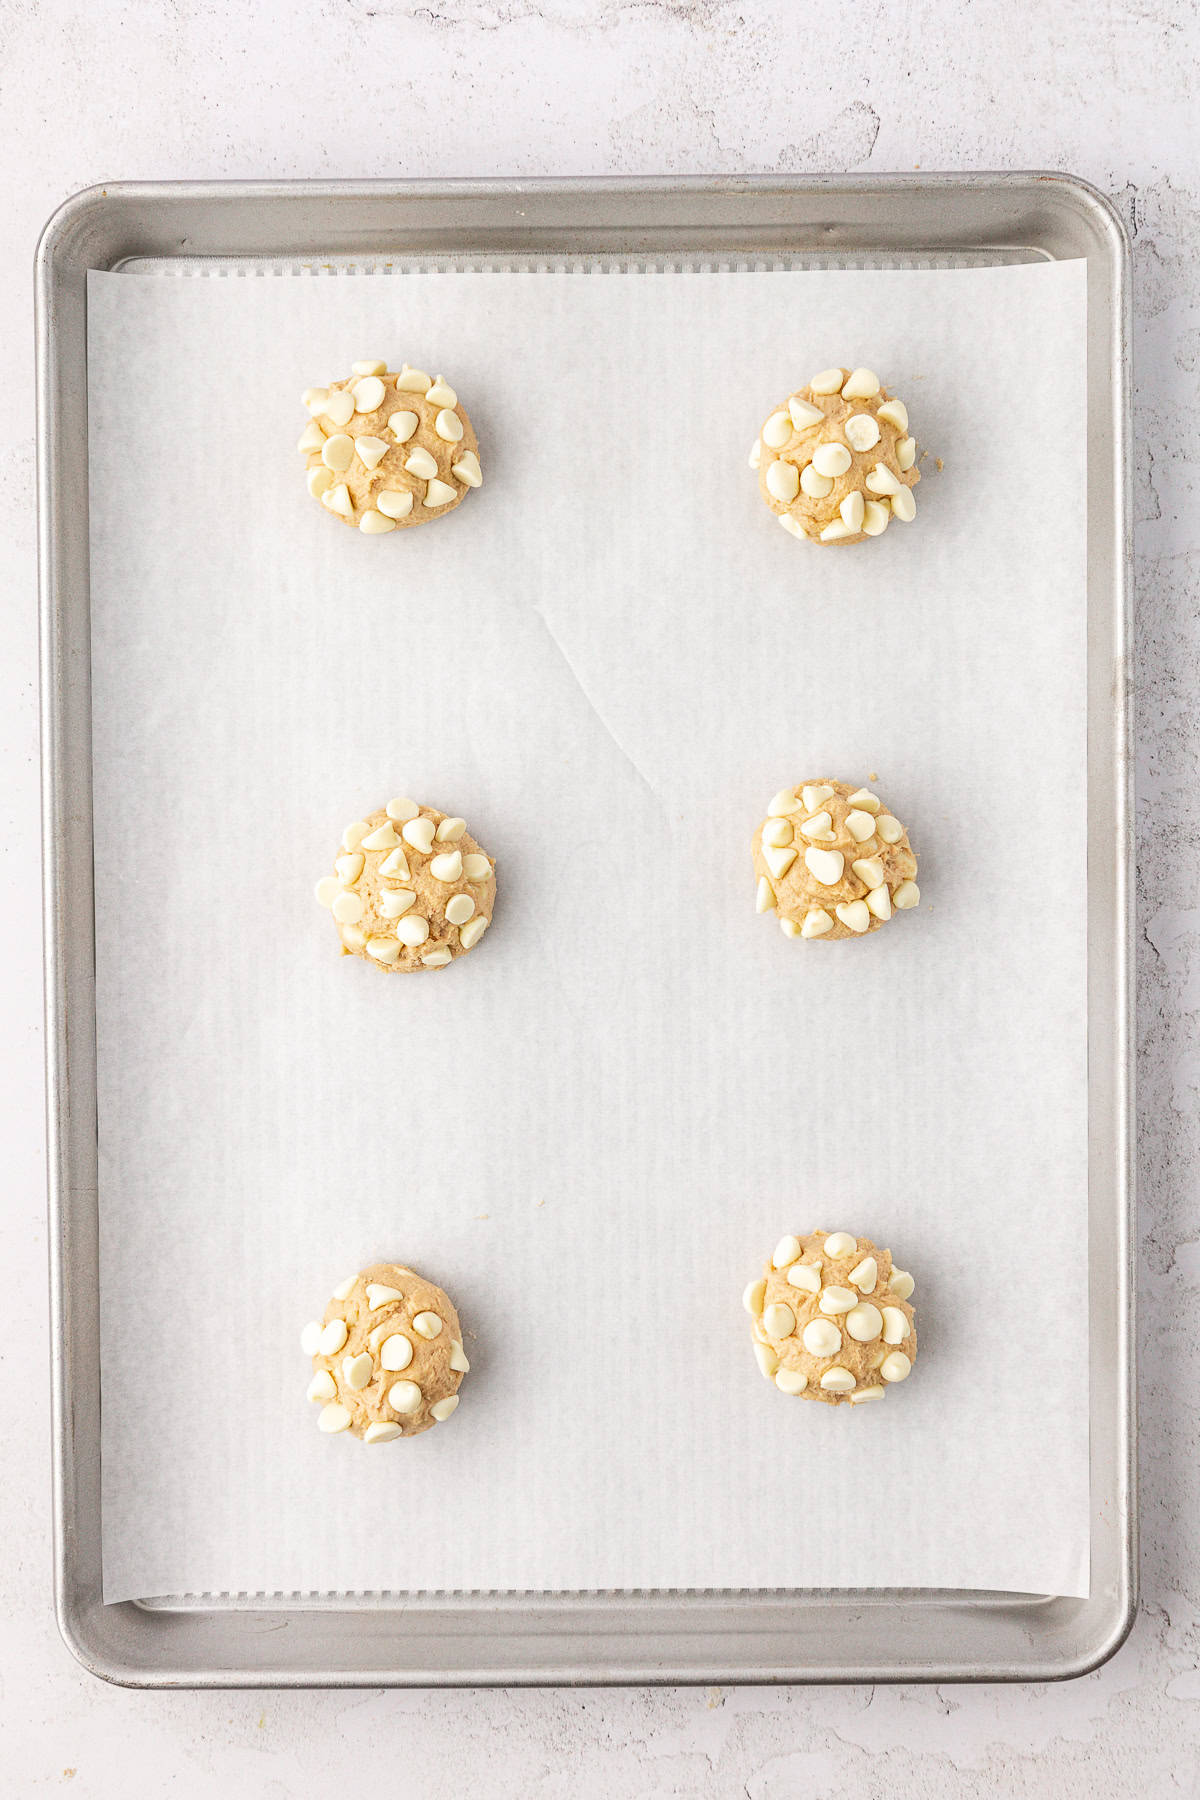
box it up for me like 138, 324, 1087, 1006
421, 948, 453, 966
836, 900, 871, 933
352, 360, 387, 377
307, 1370, 337, 1403
445, 893, 476, 926
764, 844, 798, 880
300, 1320, 323, 1355
848, 1386, 885, 1403
303, 387, 329, 415
388, 1380, 422, 1414
765, 459, 800, 504
429, 850, 464, 883
335, 852, 364, 886
755, 876, 776, 915
779, 917, 801, 938
451, 450, 483, 487
317, 1402, 352, 1433
892, 880, 920, 909
425, 377, 457, 407
379, 889, 417, 919
880, 1351, 912, 1383
762, 817, 794, 849
801, 785, 834, 813
402, 816, 436, 854
450, 1340, 470, 1373
434, 817, 466, 842
851, 856, 885, 890
394, 365, 431, 391
404, 446, 438, 480
876, 815, 903, 843
366, 937, 401, 964
318, 1318, 348, 1355
778, 514, 806, 539
297, 420, 326, 453
882, 1306, 909, 1345
762, 410, 793, 449
889, 1269, 915, 1300
786, 1262, 822, 1293
463, 852, 491, 882
819, 521, 855, 542
458, 916, 489, 949
366, 1284, 404, 1309
775, 1367, 808, 1395
362, 821, 399, 851
743, 1277, 767, 1316
799, 810, 836, 842
307, 466, 335, 499
801, 909, 834, 938
435, 408, 464, 442
767, 789, 801, 816
386, 797, 419, 823
748, 438, 762, 470
343, 821, 371, 851
866, 885, 892, 922
896, 436, 917, 472
849, 1256, 878, 1292
844, 413, 881, 452
388, 410, 419, 443
380, 1334, 414, 1371
762, 1301, 796, 1340
379, 847, 412, 880
314, 876, 340, 909
800, 464, 834, 499
865, 463, 902, 496
355, 436, 390, 472
364, 1422, 403, 1443
840, 490, 866, 532
352, 376, 386, 413
321, 433, 355, 473
322, 389, 355, 427
395, 913, 431, 948
891, 488, 917, 522
845, 810, 875, 843
803, 1318, 842, 1357
841, 368, 880, 399
343, 1351, 373, 1390
425, 478, 458, 508
331, 890, 365, 925
412, 1311, 443, 1340
773, 1235, 802, 1269
321, 482, 354, 520
861, 499, 890, 536
876, 399, 908, 433
847, 789, 880, 814
788, 396, 824, 429
846, 1303, 883, 1342
430, 1395, 459, 1422
819, 1368, 858, 1396
804, 846, 844, 885
818, 1286, 857, 1315
753, 1342, 779, 1378
824, 1233, 857, 1257
809, 369, 844, 394
812, 442, 852, 479
373, 489, 413, 522
341, 925, 366, 949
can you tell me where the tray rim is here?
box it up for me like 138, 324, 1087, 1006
37, 171, 1135, 1688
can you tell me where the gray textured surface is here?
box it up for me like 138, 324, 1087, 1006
3, 0, 1196, 1792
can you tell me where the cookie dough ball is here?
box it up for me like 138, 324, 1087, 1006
744, 1231, 917, 1406
301, 1262, 470, 1440
753, 779, 919, 940
750, 367, 919, 544
298, 361, 482, 533
316, 798, 496, 971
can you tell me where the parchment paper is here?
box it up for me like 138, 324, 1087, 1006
88, 258, 1090, 1603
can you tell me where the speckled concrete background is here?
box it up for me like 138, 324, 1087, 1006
2, 2, 1196, 1792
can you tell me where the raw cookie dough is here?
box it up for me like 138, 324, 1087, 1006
744, 1230, 917, 1406
750, 366, 919, 544
753, 779, 919, 940
301, 1262, 470, 1440
315, 798, 496, 971
299, 361, 482, 533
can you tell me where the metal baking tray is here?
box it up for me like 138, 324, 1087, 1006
37, 175, 1134, 1687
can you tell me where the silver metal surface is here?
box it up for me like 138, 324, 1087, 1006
36, 175, 1134, 1688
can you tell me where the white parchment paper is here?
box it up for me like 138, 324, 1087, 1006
89, 258, 1090, 1603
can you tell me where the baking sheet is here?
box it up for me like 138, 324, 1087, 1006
88, 258, 1089, 1604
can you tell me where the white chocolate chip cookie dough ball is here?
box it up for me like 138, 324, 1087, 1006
753, 779, 919, 941
301, 1262, 471, 1440
315, 797, 496, 971
299, 361, 483, 533
749, 367, 920, 544
744, 1231, 917, 1406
